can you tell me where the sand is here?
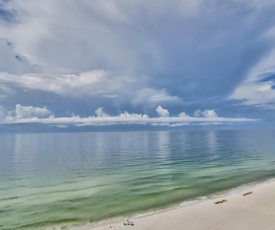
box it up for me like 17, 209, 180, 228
80, 180, 275, 230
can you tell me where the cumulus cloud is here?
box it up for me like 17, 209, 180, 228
1, 104, 52, 124
178, 112, 189, 118
95, 107, 109, 117
11, 104, 53, 120
194, 109, 218, 118
0, 105, 257, 127
119, 111, 148, 118
156, 106, 170, 117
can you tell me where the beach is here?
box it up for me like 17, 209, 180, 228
84, 180, 275, 230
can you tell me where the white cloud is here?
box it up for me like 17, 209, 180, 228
258, 83, 272, 92
0, 72, 183, 113
229, 26, 275, 109
178, 112, 189, 118
132, 88, 182, 106
1, 104, 53, 123
201, 110, 218, 118
119, 111, 148, 118
0, 105, 257, 127
12, 115, 254, 127
194, 109, 218, 118
193, 109, 201, 117
156, 106, 170, 117
169, 123, 190, 127
0, 70, 130, 98
230, 78, 275, 109
13, 104, 53, 119
95, 107, 109, 117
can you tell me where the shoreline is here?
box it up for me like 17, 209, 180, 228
77, 178, 275, 230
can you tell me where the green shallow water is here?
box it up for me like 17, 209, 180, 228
1, 130, 275, 229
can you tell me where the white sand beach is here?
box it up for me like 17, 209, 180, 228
82, 180, 275, 230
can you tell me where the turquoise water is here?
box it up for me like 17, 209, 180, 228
1, 130, 275, 229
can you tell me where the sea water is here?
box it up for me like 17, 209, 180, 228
1, 130, 275, 229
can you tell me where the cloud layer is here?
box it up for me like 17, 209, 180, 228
0, 105, 257, 128
1, 0, 275, 128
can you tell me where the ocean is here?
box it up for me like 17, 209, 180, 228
1, 130, 275, 229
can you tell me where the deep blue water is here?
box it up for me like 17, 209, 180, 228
1, 130, 275, 229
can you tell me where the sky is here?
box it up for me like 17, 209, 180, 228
1, 0, 275, 131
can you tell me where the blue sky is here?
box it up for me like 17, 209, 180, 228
1, 0, 275, 131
